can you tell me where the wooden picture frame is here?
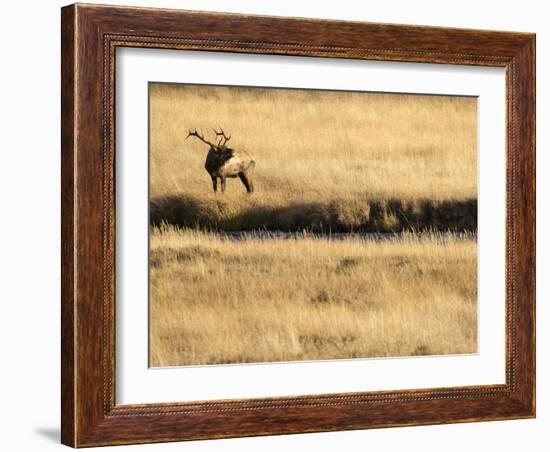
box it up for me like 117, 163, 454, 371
61, 3, 535, 447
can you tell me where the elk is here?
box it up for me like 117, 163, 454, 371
186, 128, 255, 193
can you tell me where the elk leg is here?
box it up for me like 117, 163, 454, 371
238, 172, 253, 193
244, 162, 255, 193
211, 176, 217, 193
220, 176, 226, 193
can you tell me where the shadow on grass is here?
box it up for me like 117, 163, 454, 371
150, 194, 477, 233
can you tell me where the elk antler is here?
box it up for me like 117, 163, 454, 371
214, 128, 231, 147
186, 129, 215, 147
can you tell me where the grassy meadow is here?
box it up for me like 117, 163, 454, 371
150, 84, 477, 232
148, 83, 478, 367
150, 227, 477, 367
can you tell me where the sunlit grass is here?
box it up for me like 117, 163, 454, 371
150, 83, 477, 202
150, 227, 477, 367
148, 84, 478, 367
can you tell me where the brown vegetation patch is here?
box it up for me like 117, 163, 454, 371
150, 194, 477, 233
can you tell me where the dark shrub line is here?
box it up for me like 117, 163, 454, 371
150, 194, 477, 233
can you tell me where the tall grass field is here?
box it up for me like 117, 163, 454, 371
149, 83, 478, 367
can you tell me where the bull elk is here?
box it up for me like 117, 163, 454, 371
186, 128, 255, 193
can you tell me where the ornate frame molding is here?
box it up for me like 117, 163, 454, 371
62, 4, 535, 447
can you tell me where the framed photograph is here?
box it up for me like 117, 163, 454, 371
61, 3, 535, 447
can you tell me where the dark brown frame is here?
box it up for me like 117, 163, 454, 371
61, 3, 536, 447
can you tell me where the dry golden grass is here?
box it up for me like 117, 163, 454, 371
150, 227, 477, 367
150, 83, 477, 202
149, 83, 478, 366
